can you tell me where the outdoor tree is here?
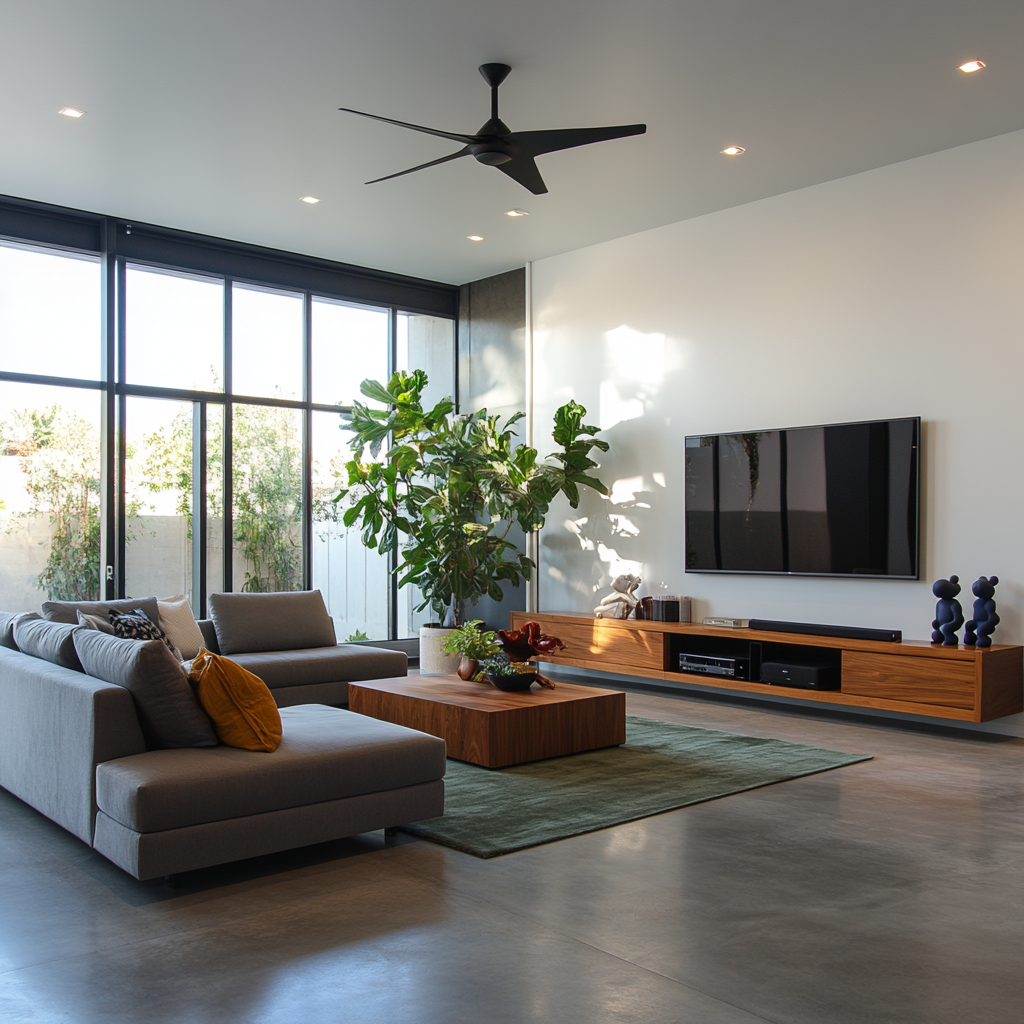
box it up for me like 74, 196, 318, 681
1, 404, 102, 601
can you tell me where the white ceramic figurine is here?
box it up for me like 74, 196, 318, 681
594, 573, 642, 618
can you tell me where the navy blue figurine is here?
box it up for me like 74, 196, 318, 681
964, 576, 1000, 648
931, 575, 964, 646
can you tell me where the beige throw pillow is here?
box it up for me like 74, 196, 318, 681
157, 595, 207, 660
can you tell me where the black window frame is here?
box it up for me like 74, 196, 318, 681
0, 195, 458, 639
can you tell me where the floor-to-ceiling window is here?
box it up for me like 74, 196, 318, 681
0, 211, 457, 642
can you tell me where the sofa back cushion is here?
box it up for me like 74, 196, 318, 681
13, 617, 83, 671
42, 597, 162, 629
73, 631, 218, 750
1, 610, 39, 650
208, 590, 336, 655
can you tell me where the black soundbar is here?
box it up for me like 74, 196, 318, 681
748, 619, 902, 643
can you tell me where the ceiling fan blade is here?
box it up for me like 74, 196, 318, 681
511, 124, 647, 158
339, 107, 476, 145
497, 156, 549, 195
365, 147, 472, 185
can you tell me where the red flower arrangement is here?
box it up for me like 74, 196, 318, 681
496, 621, 566, 689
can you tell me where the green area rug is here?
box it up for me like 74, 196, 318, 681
401, 715, 871, 858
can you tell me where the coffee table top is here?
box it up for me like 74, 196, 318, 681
348, 674, 624, 713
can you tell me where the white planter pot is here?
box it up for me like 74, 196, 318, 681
418, 625, 460, 676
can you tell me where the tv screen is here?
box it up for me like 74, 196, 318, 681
685, 417, 920, 578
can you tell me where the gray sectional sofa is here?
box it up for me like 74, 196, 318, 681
0, 593, 445, 881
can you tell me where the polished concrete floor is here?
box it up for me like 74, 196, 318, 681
1, 687, 1022, 1024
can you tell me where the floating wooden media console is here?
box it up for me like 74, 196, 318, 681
509, 612, 1024, 723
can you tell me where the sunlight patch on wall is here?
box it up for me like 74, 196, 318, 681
606, 325, 665, 383
563, 517, 595, 550
609, 514, 639, 537
609, 476, 644, 504
597, 325, 675, 430
597, 542, 642, 580
599, 381, 644, 430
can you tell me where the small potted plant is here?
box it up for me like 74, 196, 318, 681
440, 621, 502, 680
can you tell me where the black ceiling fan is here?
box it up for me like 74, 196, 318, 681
339, 63, 646, 195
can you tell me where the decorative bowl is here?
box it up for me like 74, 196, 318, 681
486, 671, 537, 692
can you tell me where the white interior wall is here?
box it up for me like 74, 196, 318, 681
531, 128, 1024, 736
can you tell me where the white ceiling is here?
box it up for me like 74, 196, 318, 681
1, 1, 1022, 285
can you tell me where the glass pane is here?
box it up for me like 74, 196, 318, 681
126, 265, 223, 391
205, 405, 224, 610
311, 299, 388, 406
311, 411, 390, 641
397, 580, 434, 638
396, 313, 454, 409
0, 383, 101, 610
0, 243, 101, 380
124, 397, 193, 601
232, 284, 303, 400
232, 403, 303, 592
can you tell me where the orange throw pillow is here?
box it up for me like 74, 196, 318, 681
188, 649, 282, 752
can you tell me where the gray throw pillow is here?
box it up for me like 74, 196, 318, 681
12, 617, 83, 671
209, 590, 336, 655
77, 609, 115, 634
73, 631, 218, 750
41, 597, 162, 629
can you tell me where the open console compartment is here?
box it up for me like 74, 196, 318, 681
668, 636, 843, 689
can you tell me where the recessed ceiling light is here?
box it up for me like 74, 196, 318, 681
467, 235, 483, 241
505, 208, 529, 218
720, 145, 746, 156
300, 195, 320, 204
958, 59, 986, 73
58, 107, 85, 118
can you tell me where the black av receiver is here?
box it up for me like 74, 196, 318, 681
678, 653, 750, 681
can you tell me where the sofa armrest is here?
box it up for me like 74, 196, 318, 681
0, 647, 146, 844
197, 619, 220, 654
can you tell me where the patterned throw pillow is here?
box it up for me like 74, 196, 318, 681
108, 609, 183, 661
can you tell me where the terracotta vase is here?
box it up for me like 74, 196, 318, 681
457, 656, 479, 681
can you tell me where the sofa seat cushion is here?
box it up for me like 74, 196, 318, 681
95, 705, 446, 833
227, 644, 407, 689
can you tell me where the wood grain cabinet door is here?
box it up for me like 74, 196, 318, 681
530, 618, 664, 671
842, 651, 976, 709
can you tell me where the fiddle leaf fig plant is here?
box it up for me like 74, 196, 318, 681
334, 369, 609, 627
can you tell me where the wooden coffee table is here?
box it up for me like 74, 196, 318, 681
348, 675, 626, 769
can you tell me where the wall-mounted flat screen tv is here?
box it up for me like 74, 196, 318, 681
685, 417, 920, 578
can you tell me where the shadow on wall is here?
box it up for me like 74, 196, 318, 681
540, 325, 688, 613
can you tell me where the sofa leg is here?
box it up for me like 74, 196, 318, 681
164, 873, 182, 889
